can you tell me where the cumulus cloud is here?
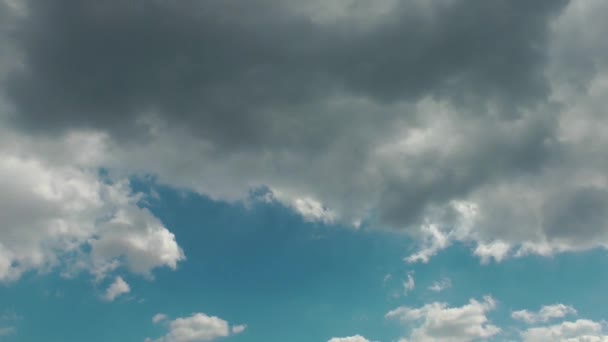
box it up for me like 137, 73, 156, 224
521, 319, 608, 342
103, 276, 130, 302
1, 0, 608, 264
386, 296, 500, 342
512, 304, 577, 324
0, 130, 184, 282
146, 313, 245, 342
90, 205, 185, 278
327, 335, 370, 342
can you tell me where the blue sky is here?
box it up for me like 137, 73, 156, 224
2, 0, 608, 341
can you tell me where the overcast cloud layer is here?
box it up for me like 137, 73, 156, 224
2, 0, 608, 282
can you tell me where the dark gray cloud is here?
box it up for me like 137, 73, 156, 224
6, 0, 608, 262
543, 187, 608, 246
3, 0, 567, 149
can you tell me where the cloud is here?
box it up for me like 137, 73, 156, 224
473, 241, 511, 264
103, 276, 130, 302
428, 278, 451, 293
4, 0, 564, 137
3, 0, 608, 264
0, 130, 184, 282
386, 296, 500, 342
512, 304, 577, 324
403, 273, 415, 295
404, 224, 451, 263
153, 314, 168, 324
327, 335, 370, 342
230, 325, 246, 335
521, 319, 608, 342
146, 313, 244, 342
288, 196, 337, 224
90, 205, 185, 278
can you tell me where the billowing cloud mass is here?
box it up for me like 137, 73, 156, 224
103, 276, 130, 302
0, 131, 184, 281
327, 335, 370, 342
386, 296, 500, 342
1, 0, 608, 269
2, 1, 608, 341
146, 313, 245, 342
521, 319, 608, 342
512, 304, 577, 324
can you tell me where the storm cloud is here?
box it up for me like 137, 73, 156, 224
2, 0, 608, 264
4, 0, 565, 141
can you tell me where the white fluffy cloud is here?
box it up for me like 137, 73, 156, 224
0, 131, 184, 282
386, 296, 500, 342
521, 319, 608, 342
327, 335, 370, 342
147, 313, 245, 342
512, 304, 577, 324
103, 276, 130, 302
90, 205, 185, 277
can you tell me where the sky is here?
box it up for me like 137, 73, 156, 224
1, 0, 608, 341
